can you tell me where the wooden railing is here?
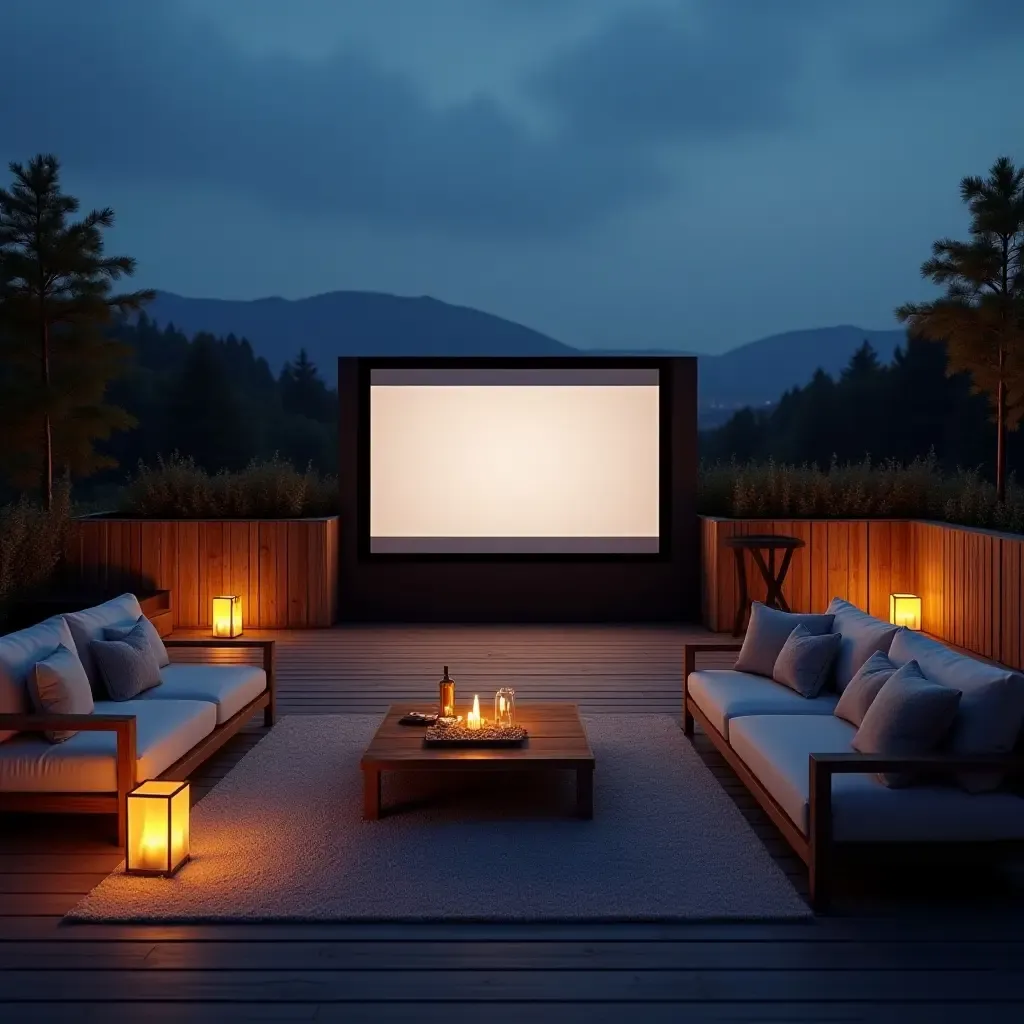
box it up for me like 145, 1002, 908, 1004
701, 517, 1024, 671
64, 517, 340, 629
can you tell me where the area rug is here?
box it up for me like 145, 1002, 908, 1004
67, 714, 810, 922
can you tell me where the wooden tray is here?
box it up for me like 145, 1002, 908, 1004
423, 725, 528, 747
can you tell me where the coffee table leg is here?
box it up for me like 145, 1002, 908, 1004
363, 768, 381, 820
576, 766, 594, 819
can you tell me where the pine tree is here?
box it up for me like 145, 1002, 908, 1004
896, 156, 1024, 500
0, 155, 154, 506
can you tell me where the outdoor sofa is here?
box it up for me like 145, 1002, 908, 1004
683, 597, 1024, 910
0, 593, 275, 844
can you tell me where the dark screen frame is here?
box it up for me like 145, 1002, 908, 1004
356, 356, 673, 564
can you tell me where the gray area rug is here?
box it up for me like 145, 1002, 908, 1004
68, 714, 810, 921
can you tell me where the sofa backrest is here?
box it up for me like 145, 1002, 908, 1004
63, 593, 144, 692
889, 628, 1024, 764
0, 615, 78, 743
826, 598, 900, 693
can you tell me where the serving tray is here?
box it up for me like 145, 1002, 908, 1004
423, 724, 528, 747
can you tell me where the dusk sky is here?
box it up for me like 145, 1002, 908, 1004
2, 0, 1021, 353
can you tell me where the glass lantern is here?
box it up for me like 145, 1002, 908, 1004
494, 687, 516, 727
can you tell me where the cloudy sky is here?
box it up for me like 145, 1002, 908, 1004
1, 0, 1020, 352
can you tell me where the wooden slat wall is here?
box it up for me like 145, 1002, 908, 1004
64, 518, 340, 629
701, 516, 1024, 671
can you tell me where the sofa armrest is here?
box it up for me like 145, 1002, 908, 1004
0, 713, 138, 795
163, 638, 277, 726
683, 641, 743, 679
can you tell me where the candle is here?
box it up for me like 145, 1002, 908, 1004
467, 694, 482, 730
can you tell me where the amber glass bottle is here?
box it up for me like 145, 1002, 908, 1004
439, 665, 456, 718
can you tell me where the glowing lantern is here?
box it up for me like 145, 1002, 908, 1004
125, 780, 190, 877
212, 595, 243, 638
889, 593, 921, 631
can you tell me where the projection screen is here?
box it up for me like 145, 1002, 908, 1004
369, 367, 662, 554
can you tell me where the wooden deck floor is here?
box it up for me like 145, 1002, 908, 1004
3, 624, 1024, 1022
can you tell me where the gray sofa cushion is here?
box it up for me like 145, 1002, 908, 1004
141, 663, 267, 724
728, 713, 1024, 842
734, 603, 835, 678
773, 625, 842, 698
90, 622, 162, 702
104, 615, 170, 669
852, 660, 962, 787
834, 650, 898, 727
0, 698, 216, 793
29, 644, 94, 743
64, 594, 144, 693
889, 629, 1024, 792
0, 615, 77, 743
687, 669, 838, 740
826, 598, 900, 692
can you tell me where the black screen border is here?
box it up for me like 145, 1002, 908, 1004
356, 356, 673, 564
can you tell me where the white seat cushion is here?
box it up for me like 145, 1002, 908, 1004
0, 615, 79, 743
687, 669, 838, 740
0, 698, 216, 793
728, 714, 1024, 843
141, 664, 267, 724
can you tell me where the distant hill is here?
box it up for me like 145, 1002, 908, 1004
142, 290, 909, 412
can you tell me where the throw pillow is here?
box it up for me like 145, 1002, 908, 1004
29, 644, 94, 742
104, 615, 170, 669
772, 625, 843, 698
90, 620, 162, 701
734, 602, 835, 679
826, 597, 900, 693
852, 659, 962, 787
834, 650, 898, 727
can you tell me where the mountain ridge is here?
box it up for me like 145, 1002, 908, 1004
142, 289, 908, 410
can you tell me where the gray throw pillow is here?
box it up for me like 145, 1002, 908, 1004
104, 615, 170, 669
29, 644, 94, 742
90, 620, 162, 701
835, 650, 898, 727
772, 625, 842, 698
734, 602, 835, 679
852, 659, 962, 787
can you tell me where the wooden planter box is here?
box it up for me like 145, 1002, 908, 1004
64, 517, 340, 630
701, 516, 1024, 672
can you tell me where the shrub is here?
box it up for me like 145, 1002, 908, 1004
0, 484, 72, 612
697, 456, 1024, 533
119, 454, 339, 518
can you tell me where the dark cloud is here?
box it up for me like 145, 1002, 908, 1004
529, 0, 825, 145
0, 0, 664, 239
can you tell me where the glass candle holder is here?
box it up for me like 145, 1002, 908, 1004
494, 687, 516, 727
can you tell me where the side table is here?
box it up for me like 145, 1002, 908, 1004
723, 534, 804, 636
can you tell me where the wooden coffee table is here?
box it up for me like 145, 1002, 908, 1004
361, 703, 595, 820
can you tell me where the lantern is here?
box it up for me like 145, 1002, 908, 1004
212, 595, 243, 638
125, 780, 190, 877
494, 687, 516, 727
889, 593, 921, 631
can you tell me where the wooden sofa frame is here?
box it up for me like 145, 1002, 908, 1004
0, 638, 276, 846
682, 641, 1024, 912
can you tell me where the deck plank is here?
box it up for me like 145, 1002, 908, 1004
1, 624, 1023, 1017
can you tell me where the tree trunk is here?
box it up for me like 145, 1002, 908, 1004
996, 374, 1007, 503
40, 313, 52, 511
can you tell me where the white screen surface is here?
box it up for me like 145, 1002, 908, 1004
369, 367, 661, 554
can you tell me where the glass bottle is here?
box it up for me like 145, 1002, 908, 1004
439, 666, 456, 719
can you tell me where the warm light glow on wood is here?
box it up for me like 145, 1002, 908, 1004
466, 694, 482, 730
126, 780, 190, 876
212, 595, 243, 638
889, 593, 921, 631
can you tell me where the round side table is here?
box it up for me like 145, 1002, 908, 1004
723, 534, 805, 636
